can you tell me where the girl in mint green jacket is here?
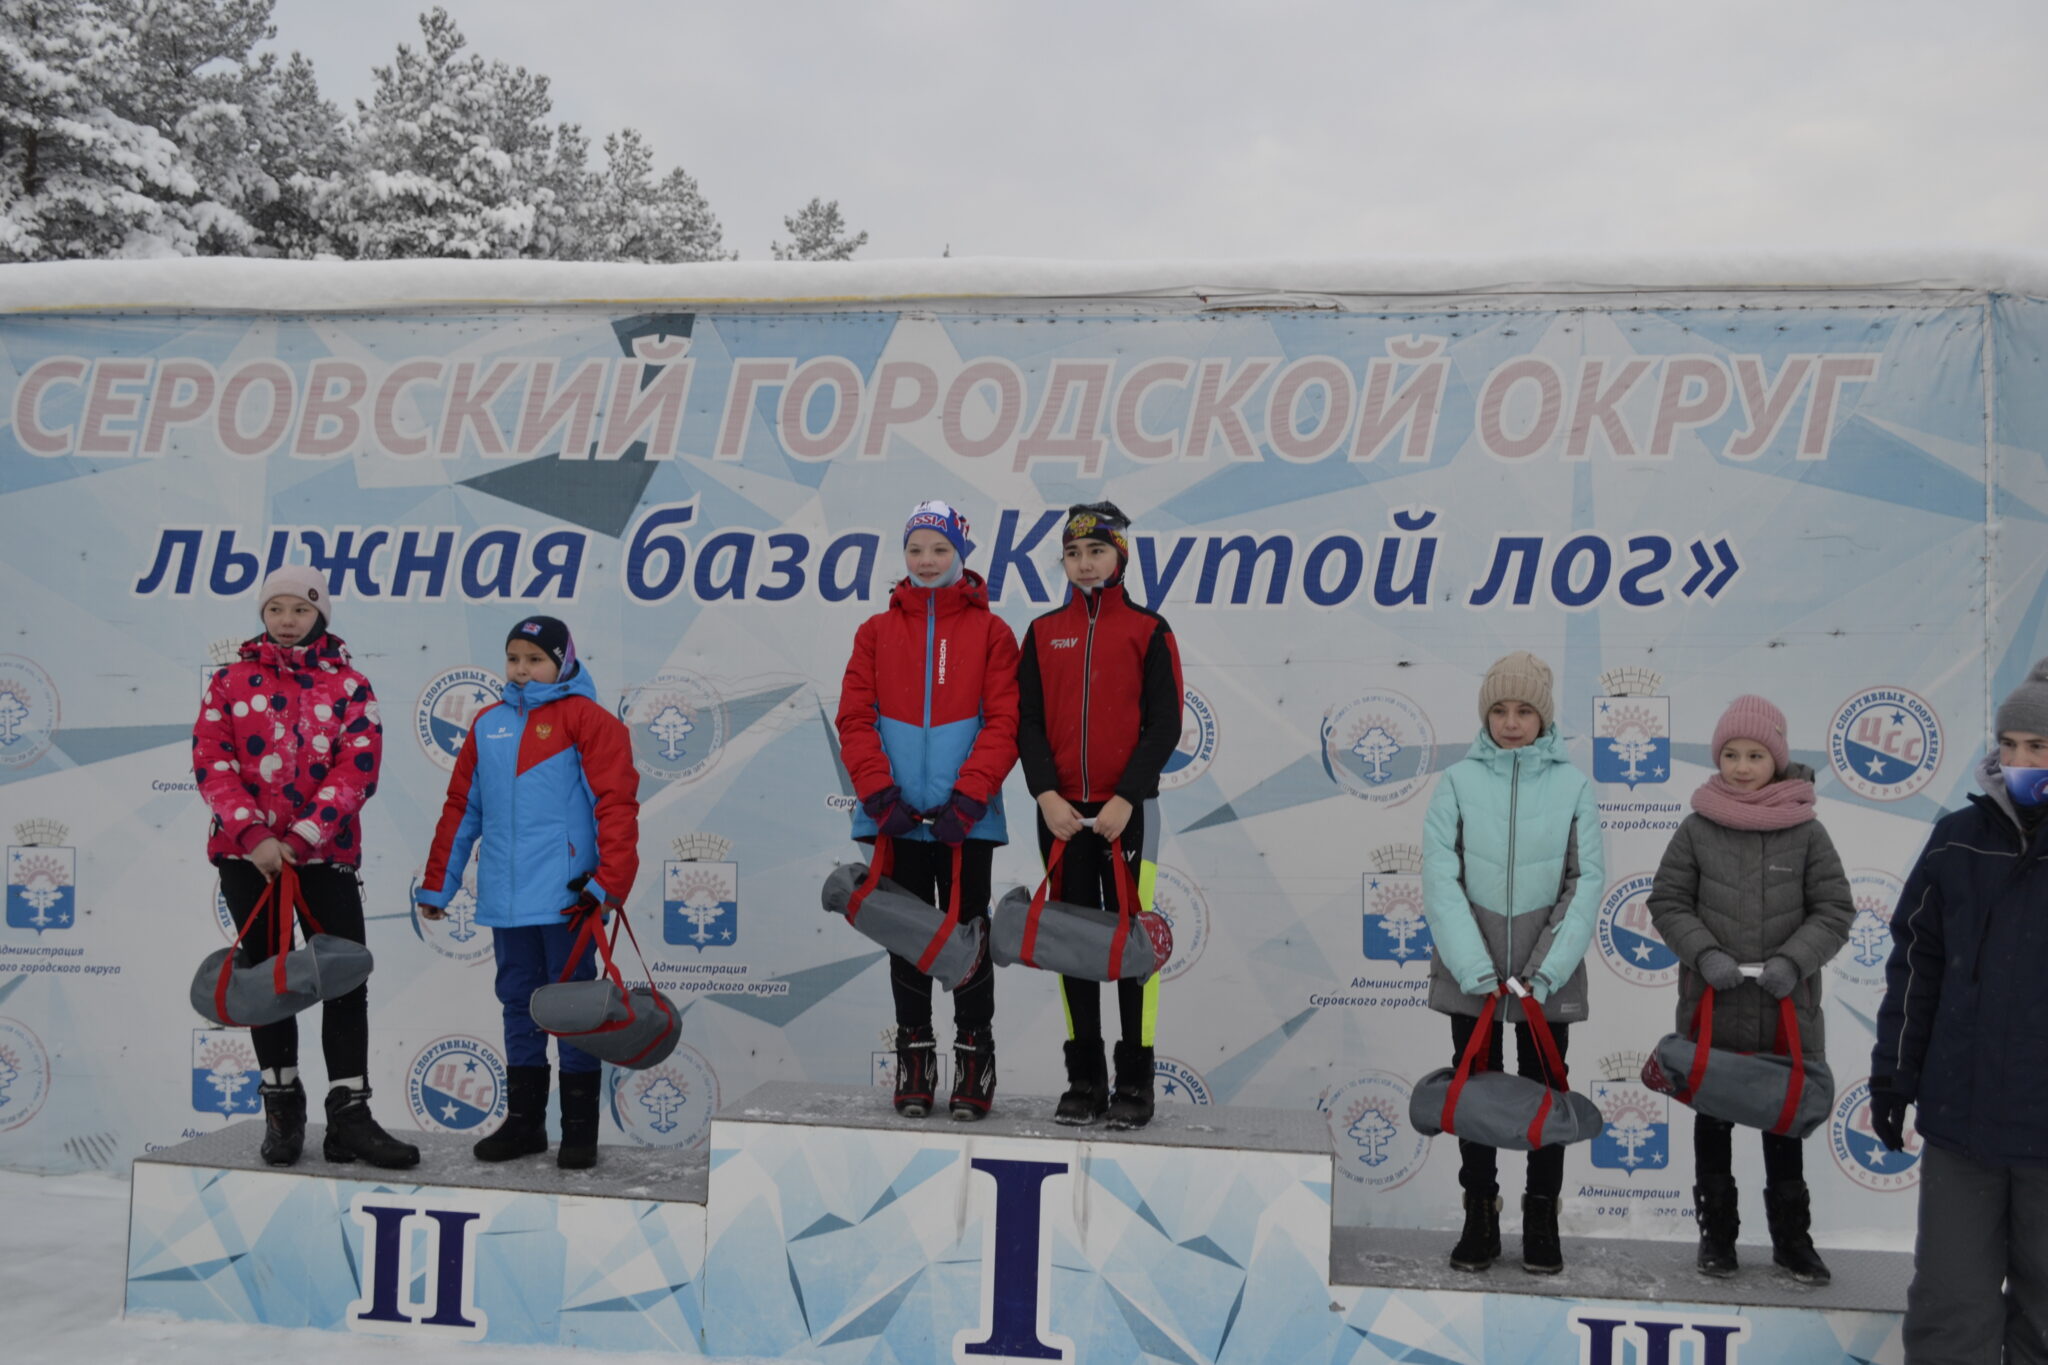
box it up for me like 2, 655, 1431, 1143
1420, 651, 1604, 1277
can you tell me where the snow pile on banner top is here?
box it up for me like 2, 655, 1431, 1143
4, 249, 2048, 313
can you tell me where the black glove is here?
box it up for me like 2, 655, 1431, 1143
1868, 1078, 1908, 1152
561, 872, 605, 921
861, 784, 921, 838
928, 789, 989, 846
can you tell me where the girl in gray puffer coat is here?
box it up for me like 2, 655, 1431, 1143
1648, 695, 1853, 1286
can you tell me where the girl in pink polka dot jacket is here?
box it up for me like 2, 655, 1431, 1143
192, 565, 416, 1172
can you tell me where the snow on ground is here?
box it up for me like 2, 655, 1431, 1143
0, 1168, 774, 1365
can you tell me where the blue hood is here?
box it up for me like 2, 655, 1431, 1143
501, 661, 598, 715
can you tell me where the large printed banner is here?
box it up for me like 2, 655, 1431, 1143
5, 285, 2048, 1250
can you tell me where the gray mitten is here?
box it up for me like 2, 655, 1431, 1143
1757, 955, 1801, 1000
1695, 948, 1746, 992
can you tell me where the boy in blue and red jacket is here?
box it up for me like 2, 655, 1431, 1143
1018, 502, 1183, 1130
418, 616, 640, 1169
837, 501, 1020, 1119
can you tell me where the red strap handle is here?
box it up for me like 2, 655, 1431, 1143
1024, 833, 1143, 977
1770, 996, 1807, 1136
1440, 990, 1500, 1137
914, 843, 965, 975
845, 835, 895, 926
1512, 990, 1569, 1148
552, 903, 677, 1062
1685, 987, 1807, 1135
212, 863, 320, 1026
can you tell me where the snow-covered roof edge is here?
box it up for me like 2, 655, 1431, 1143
4, 250, 2048, 313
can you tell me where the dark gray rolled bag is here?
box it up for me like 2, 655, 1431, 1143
191, 865, 374, 1028
1410, 990, 1604, 1151
530, 908, 680, 1069
821, 839, 985, 990
989, 836, 1172, 982
1640, 987, 1834, 1138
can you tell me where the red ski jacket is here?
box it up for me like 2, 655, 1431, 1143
194, 633, 382, 866
1017, 584, 1183, 804
836, 571, 1020, 840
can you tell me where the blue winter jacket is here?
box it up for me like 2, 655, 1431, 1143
418, 663, 641, 928
1421, 726, 1605, 1019
1874, 757, 2048, 1166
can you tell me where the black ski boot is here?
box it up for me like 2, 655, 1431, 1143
557, 1069, 602, 1170
894, 1024, 938, 1118
1694, 1175, 1740, 1278
258, 1079, 306, 1167
1054, 1038, 1109, 1125
1105, 1041, 1155, 1131
1766, 1181, 1831, 1285
1521, 1194, 1564, 1275
1448, 1188, 1501, 1271
474, 1064, 550, 1162
323, 1085, 420, 1169
950, 1029, 996, 1121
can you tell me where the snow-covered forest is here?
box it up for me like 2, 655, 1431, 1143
0, 0, 863, 262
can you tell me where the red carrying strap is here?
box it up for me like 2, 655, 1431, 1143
1441, 988, 1570, 1147
1023, 834, 1141, 977
213, 863, 321, 1027
1686, 987, 1808, 1136
1440, 990, 1500, 1137
845, 834, 895, 926
914, 842, 965, 975
553, 904, 677, 1065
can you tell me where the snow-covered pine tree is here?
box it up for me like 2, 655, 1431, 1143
583, 127, 733, 263
0, 0, 206, 259
320, 6, 585, 259
235, 51, 349, 258
770, 196, 867, 261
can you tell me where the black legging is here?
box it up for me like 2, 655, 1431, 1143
1448, 1013, 1572, 1199
1035, 802, 1149, 1045
1695, 1113, 1806, 1185
218, 860, 369, 1079
882, 838, 995, 1038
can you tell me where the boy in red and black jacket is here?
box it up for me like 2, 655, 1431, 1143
1017, 502, 1183, 1129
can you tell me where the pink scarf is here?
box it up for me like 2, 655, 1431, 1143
1690, 774, 1816, 831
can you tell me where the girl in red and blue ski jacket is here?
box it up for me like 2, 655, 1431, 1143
836, 501, 1020, 1120
418, 616, 639, 1170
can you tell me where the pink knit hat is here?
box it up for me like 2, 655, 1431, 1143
1712, 695, 1789, 772
259, 565, 331, 627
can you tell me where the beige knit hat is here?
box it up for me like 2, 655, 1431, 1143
1478, 651, 1555, 729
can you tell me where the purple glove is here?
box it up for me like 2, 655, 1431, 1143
928, 789, 989, 846
862, 784, 921, 838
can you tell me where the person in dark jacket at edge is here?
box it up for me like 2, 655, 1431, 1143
1017, 502, 1183, 1130
1873, 658, 2048, 1365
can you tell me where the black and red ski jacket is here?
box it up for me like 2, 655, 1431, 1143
1017, 583, 1183, 804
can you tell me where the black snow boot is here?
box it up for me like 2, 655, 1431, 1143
1520, 1194, 1564, 1275
1448, 1188, 1501, 1271
1054, 1038, 1109, 1125
950, 1029, 996, 1121
1765, 1181, 1831, 1285
894, 1024, 938, 1118
557, 1069, 602, 1170
323, 1085, 420, 1169
258, 1079, 306, 1167
1694, 1175, 1741, 1278
474, 1065, 551, 1162
1105, 1041, 1155, 1131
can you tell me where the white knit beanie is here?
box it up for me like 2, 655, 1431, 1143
258, 565, 331, 627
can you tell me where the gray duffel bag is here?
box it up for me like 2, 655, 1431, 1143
1410, 989, 1603, 1151
530, 908, 680, 1069
1640, 987, 1834, 1139
822, 839, 985, 991
989, 836, 1172, 983
191, 865, 374, 1028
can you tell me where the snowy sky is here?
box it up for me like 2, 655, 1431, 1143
262, 0, 2048, 264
